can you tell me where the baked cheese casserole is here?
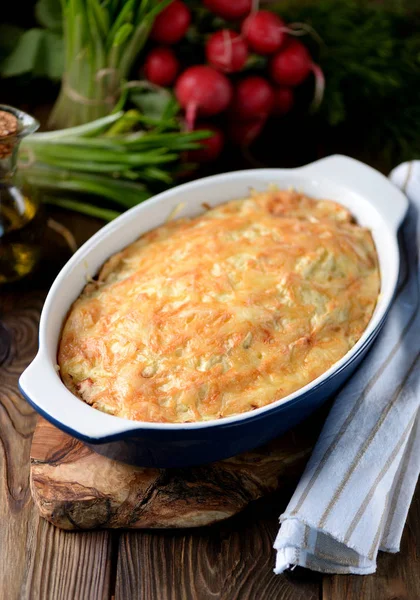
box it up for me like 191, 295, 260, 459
58, 189, 380, 423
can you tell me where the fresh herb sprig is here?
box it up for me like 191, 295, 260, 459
271, 0, 420, 165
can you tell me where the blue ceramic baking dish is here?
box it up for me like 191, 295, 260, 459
19, 155, 408, 467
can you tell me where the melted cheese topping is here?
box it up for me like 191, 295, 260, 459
58, 189, 380, 423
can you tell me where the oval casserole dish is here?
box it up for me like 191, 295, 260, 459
19, 155, 408, 467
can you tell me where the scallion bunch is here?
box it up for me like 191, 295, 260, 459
19, 109, 210, 221
49, 0, 172, 129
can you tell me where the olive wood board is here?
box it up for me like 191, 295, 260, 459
30, 415, 324, 530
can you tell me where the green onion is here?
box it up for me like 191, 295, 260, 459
49, 0, 172, 129
21, 166, 151, 207
19, 109, 211, 214
45, 197, 121, 222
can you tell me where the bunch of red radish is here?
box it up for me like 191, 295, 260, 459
143, 0, 324, 163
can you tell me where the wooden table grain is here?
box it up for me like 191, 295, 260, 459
1, 210, 419, 600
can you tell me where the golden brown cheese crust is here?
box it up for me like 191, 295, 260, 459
58, 190, 380, 423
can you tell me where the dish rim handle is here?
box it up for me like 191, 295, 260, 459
301, 154, 408, 231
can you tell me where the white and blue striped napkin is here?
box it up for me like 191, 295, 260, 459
274, 162, 420, 575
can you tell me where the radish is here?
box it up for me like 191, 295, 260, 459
144, 47, 179, 86
187, 123, 224, 163
270, 40, 325, 110
270, 40, 311, 86
241, 10, 287, 55
151, 0, 191, 45
230, 76, 274, 120
206, 30, 248, 73
228, 118, 266, 146
272, 86, 294, 115
204, 0, 251, 20
175, 66, 233, 129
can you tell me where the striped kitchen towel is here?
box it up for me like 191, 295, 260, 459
274, 162, 420, 575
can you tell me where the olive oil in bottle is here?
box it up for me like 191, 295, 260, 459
0, 106, 43, 284
0, 188, 45, 284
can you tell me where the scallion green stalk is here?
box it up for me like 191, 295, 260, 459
19, 110, 211, 213
45, 197, 121, 221
49, 0, 172, 129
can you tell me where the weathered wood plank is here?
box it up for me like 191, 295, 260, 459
0, 215, 114, 600
115, 489, 321, 600
2, 210, 420, 600
19, 520, 115, 600
322, 480, 420, 600
0, 291, 45, 600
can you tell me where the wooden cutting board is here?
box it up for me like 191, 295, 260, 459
30, 414, 324, 530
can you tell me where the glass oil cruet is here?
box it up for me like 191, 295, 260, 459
0, 105, 44, 285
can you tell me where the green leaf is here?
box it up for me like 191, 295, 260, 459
35, 0, 63, 32
0, 29, 44, 77
26, 112, 123, 142
107, 0, 136, 48
113, 23, 134, 47
130, 88, 175, 121
23, 167, 151, 208
0, 28, 63, 79
87, 0, 110, 40
104, 109, 142, 135
44, 197, 121, 221
0, 25, 24, 61
36, 31, 65, 80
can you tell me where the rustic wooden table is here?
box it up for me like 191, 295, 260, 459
1, 210, 419, 600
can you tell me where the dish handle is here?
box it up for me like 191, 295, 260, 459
302, 154, 409, 231
19, 351, 133, 442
